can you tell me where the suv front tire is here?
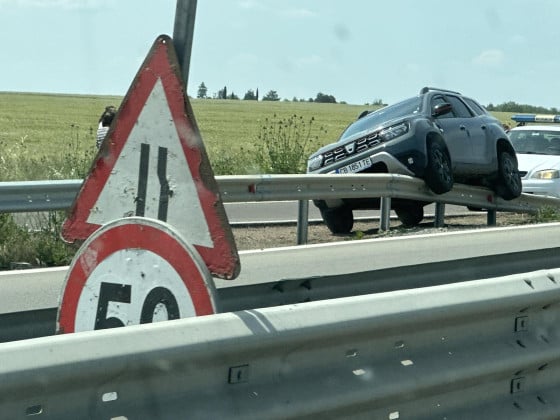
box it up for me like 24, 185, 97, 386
320, 205, 354, 234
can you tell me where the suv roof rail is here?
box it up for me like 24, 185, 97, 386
420, 86, 461, 95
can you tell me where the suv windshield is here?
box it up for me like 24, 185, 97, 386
340, 96, 422, 141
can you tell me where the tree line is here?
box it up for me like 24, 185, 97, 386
196, 82, 343, 103
197, 84, 560, 112
486, 101, 559, 115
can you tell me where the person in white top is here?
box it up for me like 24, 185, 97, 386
96, 105, 117, 149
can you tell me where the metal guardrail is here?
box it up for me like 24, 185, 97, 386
3, 223, 560, 343
2, 174, 559, 211
1, 268, 559, 419
3, 174, 560, 236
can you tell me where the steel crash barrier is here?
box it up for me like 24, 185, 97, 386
0, 269, 559, 419
2, 174, 559, 213
2, 174, 560, 242
3, 223, 560, 343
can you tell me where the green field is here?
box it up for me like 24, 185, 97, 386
0, 91, 517, 181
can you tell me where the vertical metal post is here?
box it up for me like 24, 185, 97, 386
487, 209, 497, 226
173, 0, 198, 88
379, 197, 391, 231
434, 202, 446, 227
296, 200, 309, 245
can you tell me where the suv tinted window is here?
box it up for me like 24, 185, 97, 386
463, 97, 486, 115
445, 95, 473, 118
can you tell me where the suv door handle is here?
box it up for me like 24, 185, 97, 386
459, 125, 466, 130
481, 125, 487, 130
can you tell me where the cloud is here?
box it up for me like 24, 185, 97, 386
237, 0, 265, 10
281, 8, 316, 19
237, 1, 315, 18
510, 34, 528, 46
1, 0, 112, 10
472, 49, 505, 67
293, 54, 323, 69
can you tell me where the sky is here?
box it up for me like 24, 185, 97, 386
2, 0, 560, 109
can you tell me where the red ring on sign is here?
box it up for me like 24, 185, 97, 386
58, 218, 216, 334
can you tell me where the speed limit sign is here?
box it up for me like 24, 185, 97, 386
57, 217, 218, 334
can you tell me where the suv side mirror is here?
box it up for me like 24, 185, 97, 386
433, 102, 453, 117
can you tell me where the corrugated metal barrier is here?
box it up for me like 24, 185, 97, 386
0, 269, 558, 419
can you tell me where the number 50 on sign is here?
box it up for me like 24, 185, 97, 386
57, 218, 218, 334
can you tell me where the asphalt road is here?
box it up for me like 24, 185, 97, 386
224, 200, 472, 224
13, 201, 473, 228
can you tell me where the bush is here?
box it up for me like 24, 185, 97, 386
255, 114, 326, 174
0, 135, 95, 181
0, 212, 74, 269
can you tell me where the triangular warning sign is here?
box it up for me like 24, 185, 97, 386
62, 35, 240, 280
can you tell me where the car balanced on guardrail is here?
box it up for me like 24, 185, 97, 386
307, 87, 522, 233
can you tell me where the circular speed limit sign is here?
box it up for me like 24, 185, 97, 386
57, 217, 218, 334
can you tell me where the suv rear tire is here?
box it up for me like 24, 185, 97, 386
321, 205, 354, 234
425, 140, 453, 194
496, 150, 522, 200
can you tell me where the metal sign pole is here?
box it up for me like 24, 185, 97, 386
173, 0, 198, 89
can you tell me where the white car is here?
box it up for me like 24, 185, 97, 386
509, 114, 560, 197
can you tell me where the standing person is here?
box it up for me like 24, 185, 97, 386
96, 105, 117, 149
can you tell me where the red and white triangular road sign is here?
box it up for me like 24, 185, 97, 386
62, 35, 240, 280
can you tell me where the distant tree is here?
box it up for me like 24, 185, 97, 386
262, 90, 280, 101
197, 82, 208, 99
314, 92, 337, 103
217, 86, 228, 99
372, 98, 384, 106
229, 92, 239, 100
243, 89, 257, 100
256, 88, 259, 101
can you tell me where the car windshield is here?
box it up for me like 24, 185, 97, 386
509, 130, 560, 155
339, 97, 422, 141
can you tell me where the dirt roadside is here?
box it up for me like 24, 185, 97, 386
231, 212, 537, 251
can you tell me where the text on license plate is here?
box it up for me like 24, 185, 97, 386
338, 157, 372, 174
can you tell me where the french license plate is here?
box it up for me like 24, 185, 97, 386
338, 157, 372, 174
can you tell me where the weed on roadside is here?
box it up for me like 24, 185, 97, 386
531, 206, 560, 223
255, 114, 327, 174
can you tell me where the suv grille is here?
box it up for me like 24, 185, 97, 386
323, 132, 381, 166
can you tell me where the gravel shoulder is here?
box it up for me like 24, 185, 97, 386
231, 212, 537, 251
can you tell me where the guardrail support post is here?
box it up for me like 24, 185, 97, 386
380, 197, 391, 231
434, 202, 445, 227
487, 210, 497, 226
297, 200, 309, 245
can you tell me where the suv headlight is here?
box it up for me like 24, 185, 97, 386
379, 122, 409, 142
307, 154, 324, 171
531, 169, 560, 179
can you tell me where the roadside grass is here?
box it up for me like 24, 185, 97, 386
0, 92, 367, 180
